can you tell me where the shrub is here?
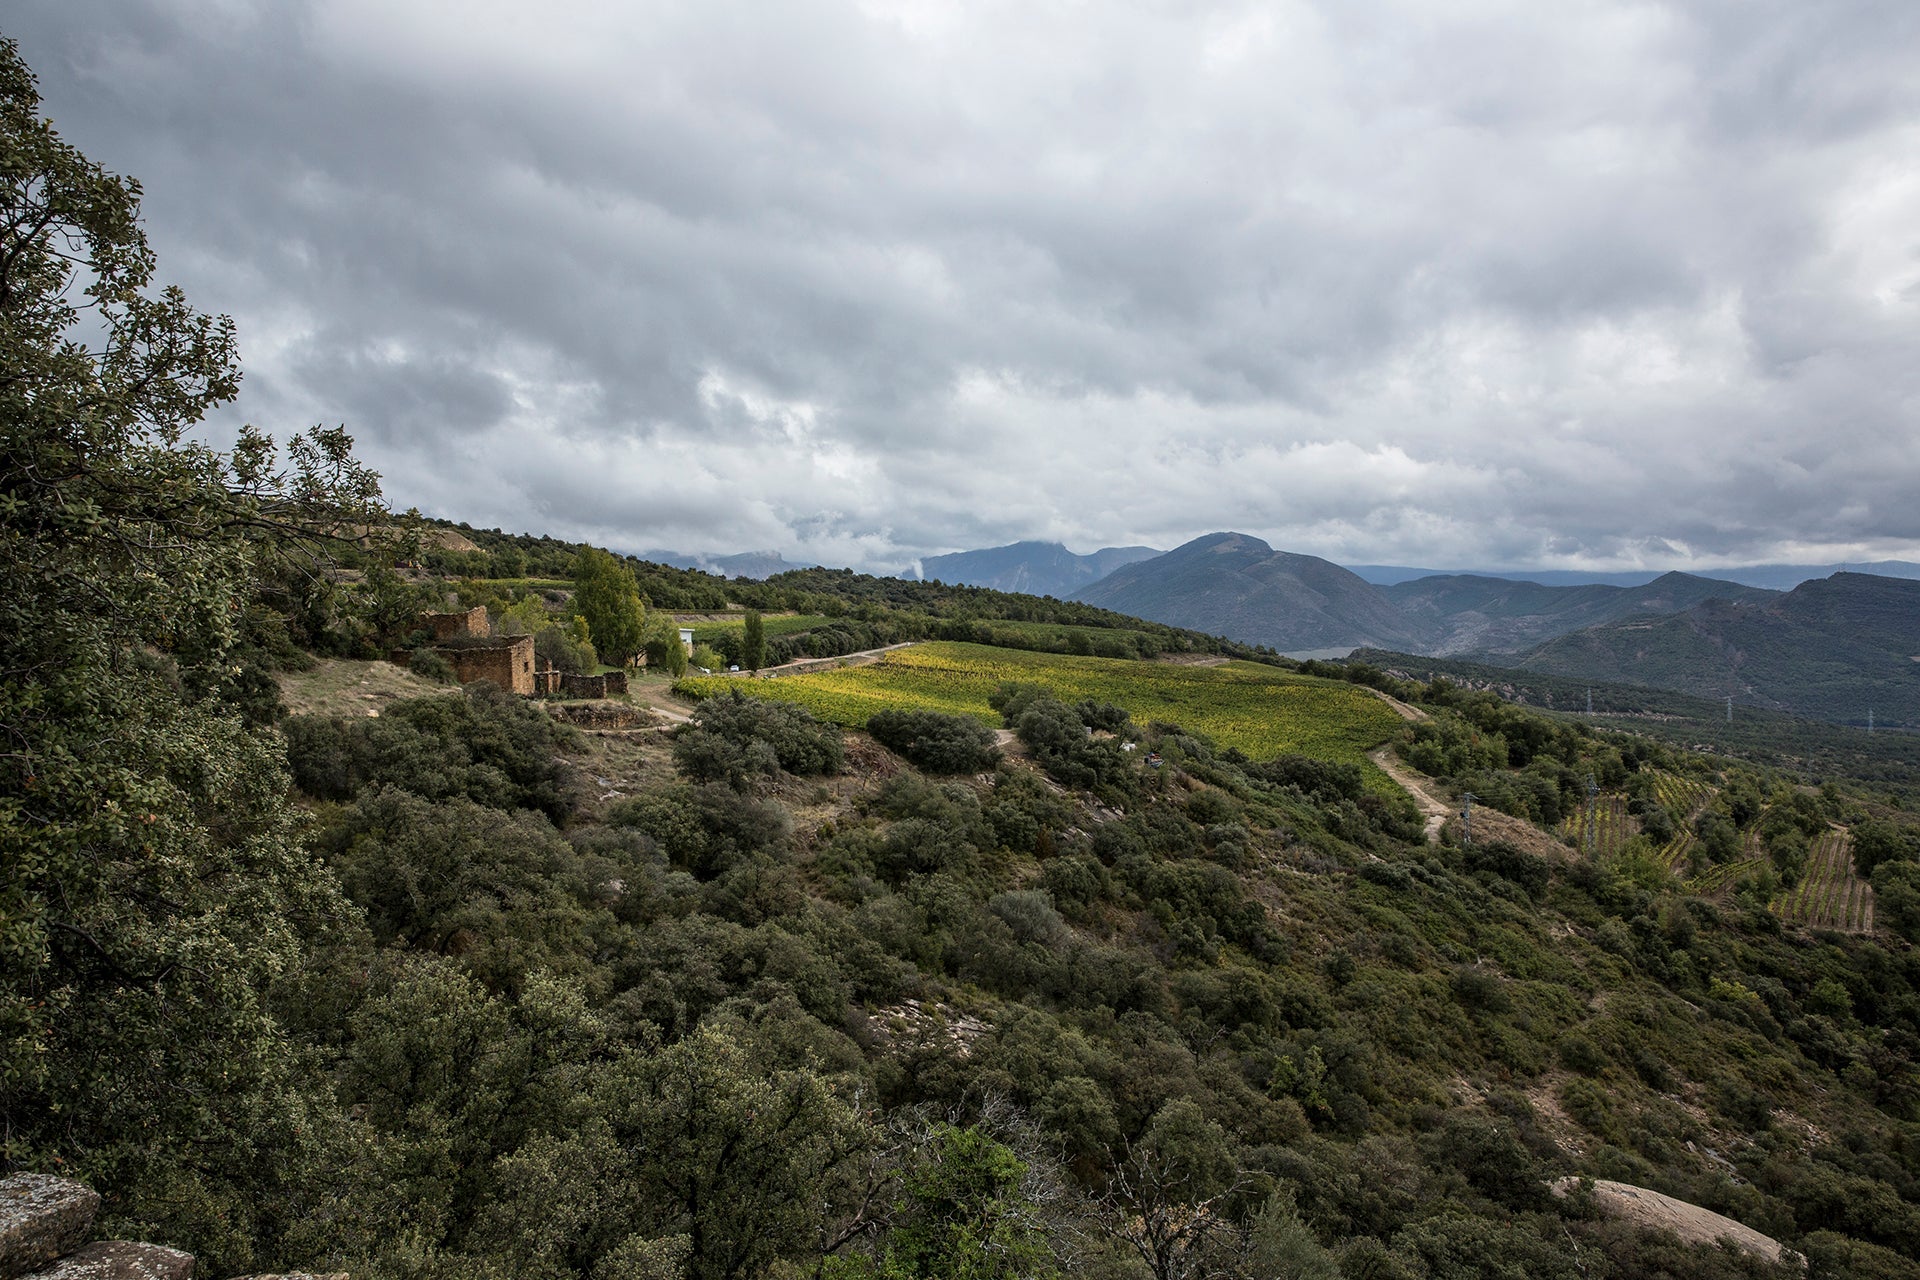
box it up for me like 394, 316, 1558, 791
867, 709, 1001, 774
986, 889, 1068, 947
408, 647, 457, 683
1451, 966, 1510, 1014
1462, 840, 1550, 900
283, 683, 579, 820
1557, 1033, 1607, 1075
608, 783, 793, 880
1252, 754, 1366, 803
672, 688, 843, 787
534, 620, 597, 674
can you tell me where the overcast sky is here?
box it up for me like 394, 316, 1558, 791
13, 1, 1920, 573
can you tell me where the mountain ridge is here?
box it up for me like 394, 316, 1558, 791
1071, 532, 1428, 653
1501, 571, 1920, 727
911, 539, 1161, 597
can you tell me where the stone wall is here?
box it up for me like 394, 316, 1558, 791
557, 670, 628, 699
423, 606, 488, 641
0, 1172, 346, 1280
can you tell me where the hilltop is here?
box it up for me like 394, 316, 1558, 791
1072, 532, 1428, 653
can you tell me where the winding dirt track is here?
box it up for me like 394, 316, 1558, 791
1371, 748, 1452, 843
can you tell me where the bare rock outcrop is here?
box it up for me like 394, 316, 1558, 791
1, 1173, 348, 1280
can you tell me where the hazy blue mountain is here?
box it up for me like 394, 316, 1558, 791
1503, 571, 1920, 727
1071, 532, 1426, 653
1694, 560, 1920, 590
913, 540, 1162, 597
1349, 560, 1920, 590
1348, 564, 1668, 587
1386, 571, 1776, 654
642, 549, 818, 579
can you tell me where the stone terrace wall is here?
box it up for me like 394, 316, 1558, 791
558, 670, 628, 699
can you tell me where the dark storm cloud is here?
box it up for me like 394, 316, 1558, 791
10, 0, 1919, 572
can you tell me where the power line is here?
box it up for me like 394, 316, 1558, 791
1583, 774, 1598, 855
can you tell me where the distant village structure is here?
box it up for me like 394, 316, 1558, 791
405, 608, 628, 699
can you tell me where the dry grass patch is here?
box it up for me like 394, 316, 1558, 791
275, 658, 450, 719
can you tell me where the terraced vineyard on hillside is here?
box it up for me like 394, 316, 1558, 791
1559, 793, 1635, 856
1775, 828, 1875, 933
1687, 854, 1768, 898
1651, 770, 1717, 821
675, 641, 1403, 770
1650, 770, 1718, 872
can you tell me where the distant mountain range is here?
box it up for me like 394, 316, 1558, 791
1384, 571, 1777, 654
641, 549, 819, 579
911, 540, 1162, 598
1506, 572, 1920, 726
1061, 532, 1780, 658
1350, 559, 1920, 590
1055, 533, 1920, 727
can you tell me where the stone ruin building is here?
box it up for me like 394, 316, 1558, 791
408, 608, 627, 699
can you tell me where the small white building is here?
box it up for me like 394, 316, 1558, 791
679, 628, 696, 655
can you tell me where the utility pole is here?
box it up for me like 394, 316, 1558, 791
1726, 695, 1733, 725
1584, 774, 1599, 855
1586, 686, 1593, 715
1868, 708, 1875, 735
1461, 793, 1477, 848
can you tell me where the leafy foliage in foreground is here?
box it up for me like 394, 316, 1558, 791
0, 36, 381, 1260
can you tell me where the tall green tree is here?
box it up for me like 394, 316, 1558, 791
0, 36, 380, 1264
643, 614, 689, 677
572, 546, 646, 665
742, 608, 767, 673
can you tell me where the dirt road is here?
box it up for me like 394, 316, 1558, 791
1371, 747, 1452, 843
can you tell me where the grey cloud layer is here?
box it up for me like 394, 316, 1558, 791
13, 0, 1920, 571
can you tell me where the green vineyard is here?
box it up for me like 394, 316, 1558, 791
1650, 770, 1718, 872
1686, 855, 1767, 898
674, 641, 1403, 771
1774, 828, 1875, 933
1649, 769, 1716, 820
1558, 794, 1635, 856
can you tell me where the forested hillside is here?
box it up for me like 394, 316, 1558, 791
12, 36, 1920, 1280
1508, 574, 1920, 728
1385, 571, 1776, 655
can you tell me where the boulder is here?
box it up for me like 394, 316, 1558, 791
30, 1241, 192, 1280
0, 1175, 100, 1280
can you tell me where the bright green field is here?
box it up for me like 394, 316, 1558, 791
676, 614, 839, 645
674, 641, 1402, 769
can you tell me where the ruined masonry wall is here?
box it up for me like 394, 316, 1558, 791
424, 606, 489, 641
444, 634, 535, 696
